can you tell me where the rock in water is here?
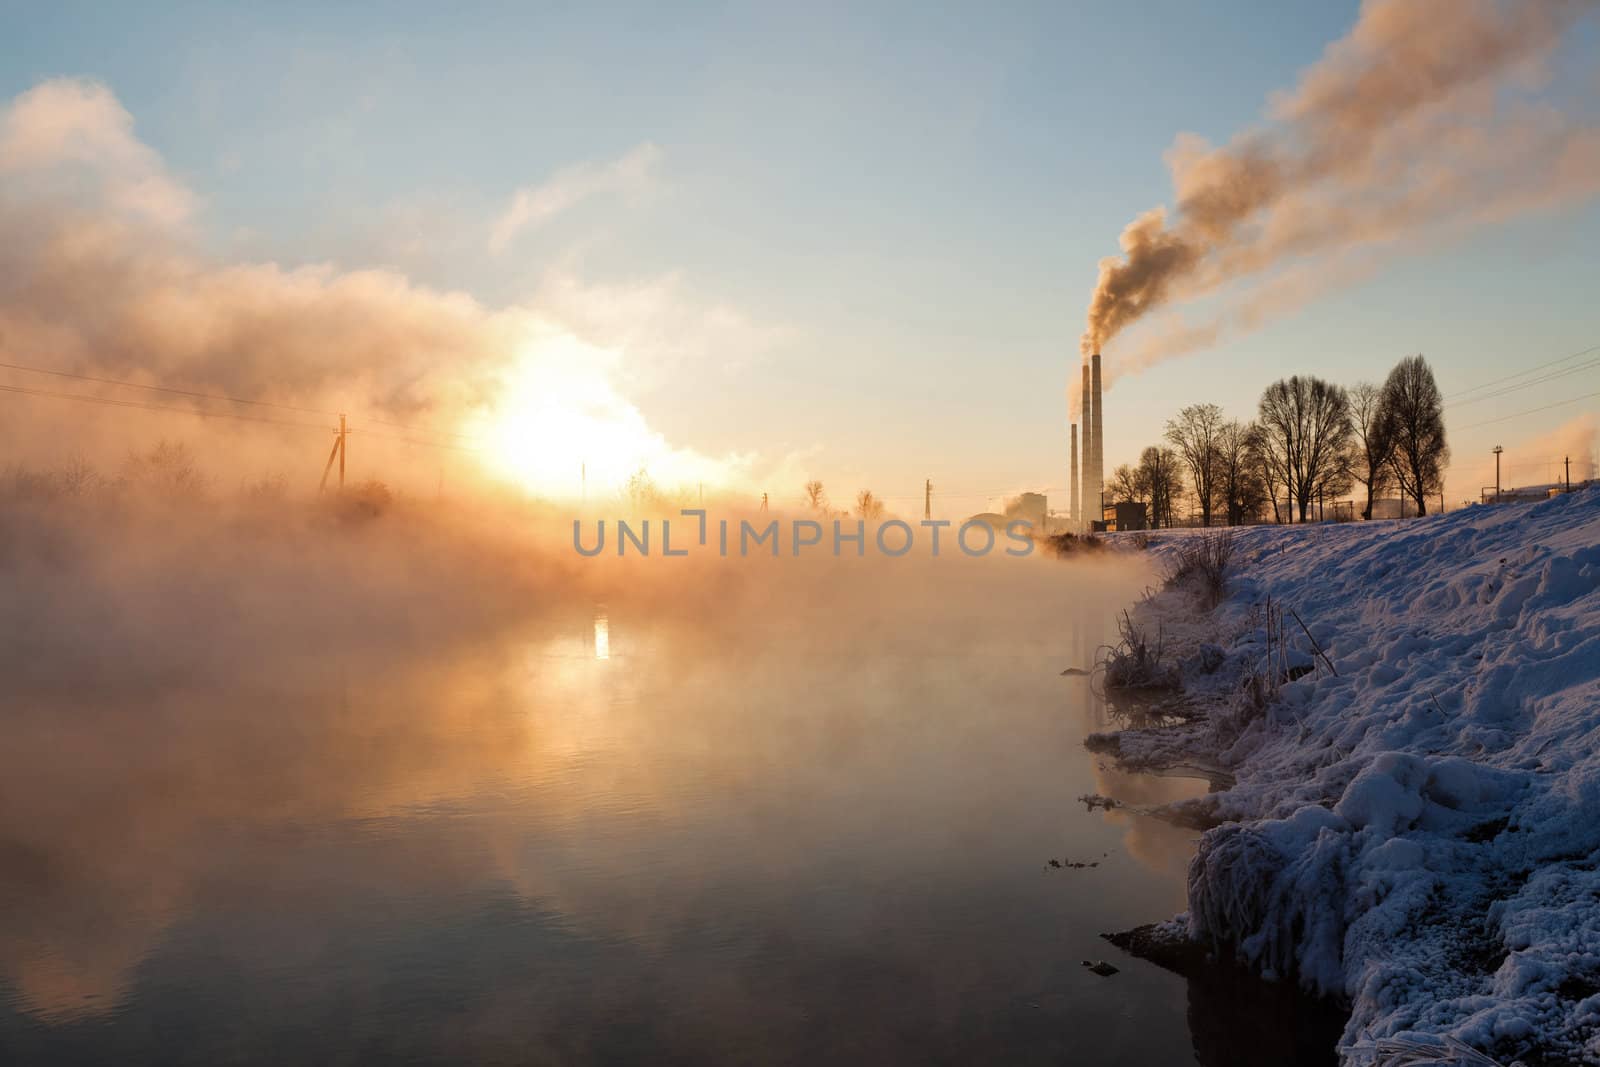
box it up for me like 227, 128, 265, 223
1082, 960, 1119, 977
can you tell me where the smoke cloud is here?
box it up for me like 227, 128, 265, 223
1465, 412, 1597, 492
0, 79, 770, 496
1080, 0, 1600, 372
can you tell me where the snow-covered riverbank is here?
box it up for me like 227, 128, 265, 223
1094, 488, 1600, 1066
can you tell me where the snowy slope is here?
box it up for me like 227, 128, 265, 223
1105, 488, 1600, 1066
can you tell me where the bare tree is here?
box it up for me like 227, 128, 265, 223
1107, 464, 1143, 504
245, 473, 290, 501
1311, 439, 1355, 521
1215, 420, 1266, 525
124, 439, 208, 497
1383, 354, 1449, 516
1137, 446, 1184, 529
854, 489, 885, 520
1348, 382, 1398, 520
56, 453, 101, 497
1164, 403, 1225, 526
625, 468, 664, 511
803, 480, 827, 511
1256, 376, 1353, 522
1245, 422, 1284, 523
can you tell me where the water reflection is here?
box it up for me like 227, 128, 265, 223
0, 553, 1215, 1064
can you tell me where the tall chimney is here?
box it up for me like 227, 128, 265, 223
1069, 422, 1079, 530
1091, 353, 1104, 528
1081, 361, 1093, 527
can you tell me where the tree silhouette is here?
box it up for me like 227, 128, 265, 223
1349, 382, 1398, 520
1215, 420, 1265, 525
1257, 376, 1353, 522
1165, 403, 1225, 527
1382, 354, 1448, 516
854, 489, 885, 520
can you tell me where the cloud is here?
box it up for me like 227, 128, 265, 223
488, 142, 661, 254
0, 81, 783, 497
0, 78, 194, 226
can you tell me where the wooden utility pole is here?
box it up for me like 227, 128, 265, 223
1493, 445, 1503, 502
1566, 455, 1572, 492
318, 439, 339, 493
318, 415, 349, 494
318, 425, 340, 493
924, 479, 932, 521
760, 492, 768, 512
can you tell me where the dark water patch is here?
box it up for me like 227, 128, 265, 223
1105, 924, 1348, 1067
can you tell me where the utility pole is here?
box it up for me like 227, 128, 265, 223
760, 492, 768, 512
1493, 445, 1503, 502
317, 416, 347, 495
924, 479, 932, 521
1566, 455, 1571, 493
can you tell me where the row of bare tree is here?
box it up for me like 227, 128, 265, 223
803, 480, 886, 519
1109, 355, 1449, 527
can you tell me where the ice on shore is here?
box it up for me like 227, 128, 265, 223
1105, 488, 1600, 1065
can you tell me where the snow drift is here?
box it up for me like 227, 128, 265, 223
1102, 489, 1600, 1065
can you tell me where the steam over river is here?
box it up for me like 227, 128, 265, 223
0, 546, 1239, 1064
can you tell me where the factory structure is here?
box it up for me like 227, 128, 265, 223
962, 352, 1107, 536
1070, 353, 1105, 532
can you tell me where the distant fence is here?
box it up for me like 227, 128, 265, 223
1480, 479, 1594, 505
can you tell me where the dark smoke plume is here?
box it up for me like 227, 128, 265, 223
1081, 0, 1600, 366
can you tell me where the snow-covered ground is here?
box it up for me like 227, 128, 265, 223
1097, 488, 1600, 1066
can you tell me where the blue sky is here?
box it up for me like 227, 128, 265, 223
4, 1, 1598, 508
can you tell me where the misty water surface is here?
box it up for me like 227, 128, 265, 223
0, 533, 1227, 1065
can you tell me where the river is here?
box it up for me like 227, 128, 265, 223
0, 548, 1283, 1064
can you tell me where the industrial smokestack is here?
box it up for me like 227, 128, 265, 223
1069, 422, 1079, 531
1080, 362, 1093, 527
1091, 353, 1104, 528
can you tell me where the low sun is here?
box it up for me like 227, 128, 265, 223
471, 331, 726, 500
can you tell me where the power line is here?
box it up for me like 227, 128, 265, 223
1446, 343, 1600, 402
1454, 388, 1600, 431
0, 379, 482, 454
0, 356, 482, 445
1446, 353, 1600, 409
357, 410, 483, 443
359, 426, 484, 454
0, 381, 331, 430
0, 359, 334, 417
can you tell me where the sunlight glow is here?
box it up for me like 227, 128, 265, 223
471, 330, 742, 499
